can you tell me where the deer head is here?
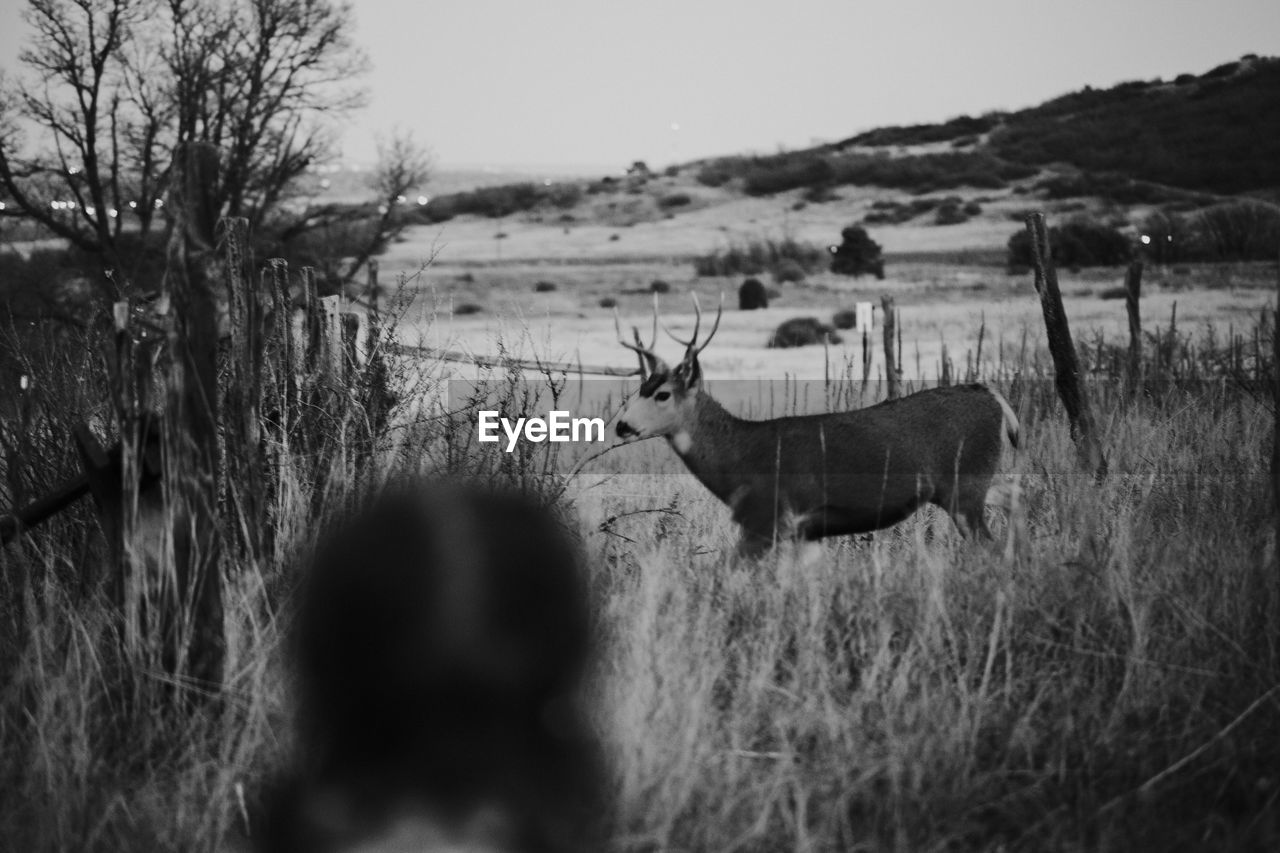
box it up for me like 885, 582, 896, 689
615, 293, 721, 444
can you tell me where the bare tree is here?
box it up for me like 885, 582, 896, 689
0, 0, 368, 295
0, 0, 156, 291
341, 129, 431, 281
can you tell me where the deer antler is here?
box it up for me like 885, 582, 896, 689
664, 292, 723, 361
614, 294, 664, 378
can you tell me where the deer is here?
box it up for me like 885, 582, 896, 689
614, 295, 1021, 556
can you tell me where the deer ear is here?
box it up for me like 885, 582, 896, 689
674, 356, 701, 389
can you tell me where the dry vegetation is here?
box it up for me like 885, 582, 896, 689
0, 252, 1277, 850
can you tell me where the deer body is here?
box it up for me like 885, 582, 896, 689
615, 296, 1019, 553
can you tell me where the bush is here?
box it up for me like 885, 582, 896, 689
839, 113, 1001, 147
1035, 172, 1195, 205
454, 302, 483, 315
829, 225, 885, 278
738, 278, 768, 310
934, 200, 969, 226
1099, 286, 1128, 300
831, 309, 856, 330
598, 297, 617, 308
649, 280, 671, 294
1192, 200, 1280, 261
772, 259, 806, 284
1006, 218, 1133, 269
696, 162, 736, 187
693, 237, 825, 278
802, 184, 840, 203
863, 198, 937, 225
767, 317, 842, 348
534, 281, 557, 293
743, 156, 833, 196
658, 193, 693, 209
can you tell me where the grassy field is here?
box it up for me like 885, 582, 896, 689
0, 199, 1277, 850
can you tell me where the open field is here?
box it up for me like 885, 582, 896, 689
1, 193, 1277, 850
391, 256, 1274, 385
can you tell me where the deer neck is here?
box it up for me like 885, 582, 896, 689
667, 392, 749, 504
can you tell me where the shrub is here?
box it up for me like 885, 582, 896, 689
743, 156, 833, 196
863, 197, 939, 225
598, 297, 617, 308
546, 183, 582, 209
829, 225, 885, 278
534, 281, 557, 293
772, 259, 806, 284
454, 302, 483, 315
1099, 286, 1128, 299
831, 309, 856, 330
609, 234, 620, 242
839, 113, 1001, 147
1192, 200, 1280, 261
1202, 61, 1240, 79
767, 317, 842, 348
934, 200, 969, 226
1006, 218, 1133, 269
738, 278, 768, 310
658, 193, 693, 209
802, 184, 840, 203
696, 162, 736, 187
649, 280, 671, 294
693, 237, 825, 278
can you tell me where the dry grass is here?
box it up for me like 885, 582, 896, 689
0, 262, 1276, 851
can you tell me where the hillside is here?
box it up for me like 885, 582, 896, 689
834, 54, 1280, 196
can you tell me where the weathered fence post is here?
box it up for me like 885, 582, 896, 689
319, 294, 342, 376
1025, 213, 1108, 479
882, 295, 900, 400
1273, 250, 1279, 579
161, 141, 225, 689
1125, 261, 1143, 388
341, 313, 360, 380
221, 217, 269, 560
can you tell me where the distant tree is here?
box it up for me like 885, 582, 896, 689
829, 225, 885, 278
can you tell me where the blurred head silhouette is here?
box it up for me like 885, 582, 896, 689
262, 481, 601, 852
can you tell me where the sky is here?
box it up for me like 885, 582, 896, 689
1, 0, 1277, 171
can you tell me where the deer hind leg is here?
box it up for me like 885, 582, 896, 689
945, 478, 995, 540
984, 475, 1026, 562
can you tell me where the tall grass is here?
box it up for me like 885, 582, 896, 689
0, 296, 1277, 850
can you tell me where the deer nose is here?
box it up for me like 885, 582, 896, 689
616, 420, 637, 439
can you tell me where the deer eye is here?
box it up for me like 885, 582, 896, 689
655, 391, 671, 402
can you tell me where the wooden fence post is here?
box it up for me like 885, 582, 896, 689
341, 313, 360, 380
1273, 250, 1278, 580
264, 258, 293, 447
161, 141, 225, 689
319, 294, 342, 377
881, 295, 899, 400
1125, 261, 1143, 388
221, 217, 268, 560
1025, 213, 1108, 479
